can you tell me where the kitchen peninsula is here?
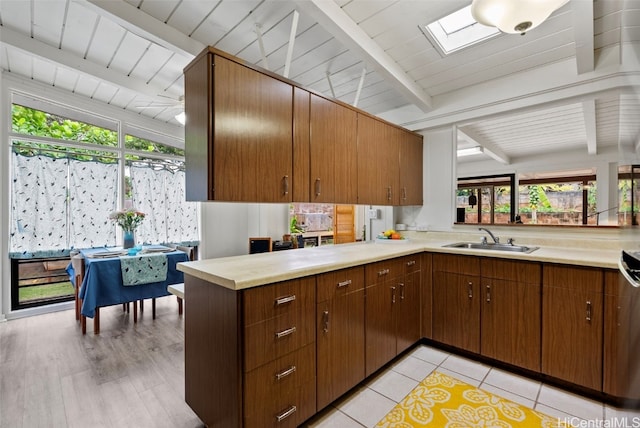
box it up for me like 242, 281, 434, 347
177, 233, 636, 427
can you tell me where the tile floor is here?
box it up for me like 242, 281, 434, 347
304, 344, 640, 427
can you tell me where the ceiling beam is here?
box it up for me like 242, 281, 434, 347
582, 99, 597, 154
81, 0, 204, 58
0, 26, 172, 101
572, 0, 594, 74
458, 126, 511, 165
295, 0, 432, 112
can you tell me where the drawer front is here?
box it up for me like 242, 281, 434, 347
402, 254, 421, 275
317, 266, 365, 303
244, 307, 315, 372
433, 253, 480, 276
244, 344, 316, 428
243, 277, 315, 326
365, 257, 404, 285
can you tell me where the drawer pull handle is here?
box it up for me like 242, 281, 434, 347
586, 300, 592, 322
276, 405, 297, 422
486, 285, 491, 303
275, 365, 296, 380
468, 281, 473, 299
402, 187, 407, 200
400, 283, 405, 300
391, 286, 396, 304
387, 186, 392, 201
283, 175, 289, 195
378, 268, 389, 276
315, 178, 321, 197
275, 295, 296, 306
323, 310, 329, 333
337, 279, 352, 288
275, 326, 296, 339
406, 260, 416, 266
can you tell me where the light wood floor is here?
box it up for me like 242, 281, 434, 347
0, 297, 203, 428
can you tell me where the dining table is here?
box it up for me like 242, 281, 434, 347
67, 246, 188, 334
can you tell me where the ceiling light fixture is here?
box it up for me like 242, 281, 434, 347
470, 0, 569, 35
457, 146, 484, 157
175, 111, 186, 125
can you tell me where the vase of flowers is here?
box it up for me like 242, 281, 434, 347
109, 209, 145, 249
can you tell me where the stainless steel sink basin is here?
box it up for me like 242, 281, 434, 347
443, 242, 539, 253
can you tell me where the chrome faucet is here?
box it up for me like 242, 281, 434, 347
479, 227, 499, 244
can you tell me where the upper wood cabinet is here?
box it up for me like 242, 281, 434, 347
357, 113, 400, 205
184, 51, 294, 202
309, 94, 358, 204
399, 130, 423, 206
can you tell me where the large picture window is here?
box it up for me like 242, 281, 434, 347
8, 94, 198, 309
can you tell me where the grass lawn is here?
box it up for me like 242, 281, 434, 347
19, 281, 74, 303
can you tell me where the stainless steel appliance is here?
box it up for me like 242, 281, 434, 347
620, 250, 640, 287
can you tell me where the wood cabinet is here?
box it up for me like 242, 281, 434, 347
357, 113, 400, 205
399, 130, 423, 206
184, 50, 294, 202
421, 253, 433, 339
309, 94, 358, 204
603, 269, 640, 399
432, 254, 481, 353
365, 255, 421, 376
184, 274, 316, 428
542, 264, 603, 391
480, 258, 541, 372
316, 266, 365, 410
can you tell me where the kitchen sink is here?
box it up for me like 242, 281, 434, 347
443, 242, 539, 253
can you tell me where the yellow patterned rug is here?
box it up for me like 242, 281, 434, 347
375, 371, 572, 427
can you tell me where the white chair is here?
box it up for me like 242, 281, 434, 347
164, 245, 195, 316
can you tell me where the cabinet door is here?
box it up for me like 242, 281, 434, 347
422, 253, 433, 339
316, 267, 365, 410
432, 272, 480, 353
396, 268, 421, 354
399, 131, 423, 206
213, 55, 293, 202
357, 114, 399, 205
542, 265, 603, 391
603, 270, 640, 399
481, 278, 541, 371
365, 278, 397, 376
309, 94, 357, 203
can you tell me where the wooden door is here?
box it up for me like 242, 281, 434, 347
432, 271, 481, 353
316, 267, 365, 410
309, 94, 357, 203
399, 131, 423, 206
356, 114, 399, 205
603, 269, 640, 399
333, 204, 355, 244
396, 256, 421, 354
480, 259, 541, 372
542, 265, 603, 391
213, 55, 293, 202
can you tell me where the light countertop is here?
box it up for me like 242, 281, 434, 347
177, 235, 624, 291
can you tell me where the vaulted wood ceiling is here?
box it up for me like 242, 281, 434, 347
1, 0, 638, 164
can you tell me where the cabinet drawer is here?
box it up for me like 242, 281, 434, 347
365, 257, 404, 284
481, 258, 540, 283
402, 254, 421, 274
317, 266, 364, 303
244, 307, 315, 371
243, 277, 315, 326
543, 264, 602, 294
244, 344, 316, 428
433, 254, 480, 276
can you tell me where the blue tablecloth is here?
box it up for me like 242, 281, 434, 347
72, 247, 188, 318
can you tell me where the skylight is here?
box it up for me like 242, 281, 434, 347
422, 5, 500, 56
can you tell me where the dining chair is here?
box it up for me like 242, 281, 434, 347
145, 245, 195, 317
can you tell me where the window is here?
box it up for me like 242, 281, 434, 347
421, 5, 500, 56
9, 94, 198, 309
518, 171, 596, 225
456, 174, 515, 224
619, 164, 640, 226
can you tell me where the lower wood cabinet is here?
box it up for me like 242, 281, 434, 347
432, 254, 481, 353
316, 266, 365, 410
603, 269, 640, 400
480, 258, 541, 372
365, 255, 421, 376
542, 264, 603, 391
